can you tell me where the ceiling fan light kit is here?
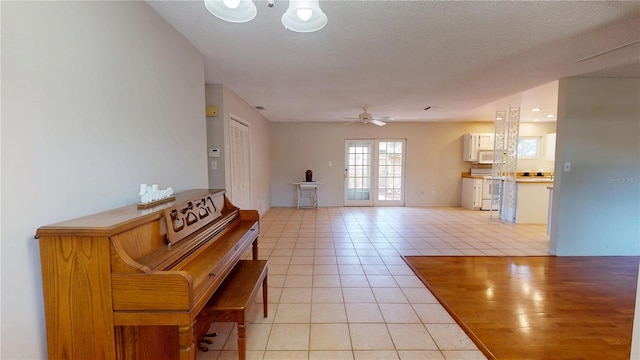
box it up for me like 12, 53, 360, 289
369, 119, 386, 127
204, 0, 257, 23
204, 0, 327, 33
344, 107, 388, 126
281, 0, 328, 33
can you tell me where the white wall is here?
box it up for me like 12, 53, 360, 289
545, 77, 640, 356
270, 121, 496, 207
205, 84, 272, 215
1, 2, 207, 358
206, 84, 227, 190
550, 77, 639, 256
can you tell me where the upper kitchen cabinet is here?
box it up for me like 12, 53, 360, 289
463, 133, 494, 162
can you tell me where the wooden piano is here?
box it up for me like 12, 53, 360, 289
36, 189, 260, 360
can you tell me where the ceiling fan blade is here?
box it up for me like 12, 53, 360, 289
372, 116, 394, 121
369, 119, 386, 126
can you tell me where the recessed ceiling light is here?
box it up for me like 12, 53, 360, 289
547, 114, 555, 118
533, 119, 540, 122
532, 108, 541, 112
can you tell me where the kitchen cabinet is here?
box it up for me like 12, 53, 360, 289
515, 181, 552, 224
463, 133, 494, 162
461, 177, 482, 210
477, 133, 494, 149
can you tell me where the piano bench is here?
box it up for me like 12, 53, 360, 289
197, 259, 268, 360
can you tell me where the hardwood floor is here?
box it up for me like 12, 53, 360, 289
404, 256, 639, 360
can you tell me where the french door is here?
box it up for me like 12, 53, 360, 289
344, 139, 405, 206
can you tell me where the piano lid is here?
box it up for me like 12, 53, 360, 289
36, 189, 226, 238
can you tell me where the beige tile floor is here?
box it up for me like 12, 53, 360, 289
198, 206, 550, 360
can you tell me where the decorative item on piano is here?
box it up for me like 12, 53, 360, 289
137, 183, 175, 208
305, 169, 313, 182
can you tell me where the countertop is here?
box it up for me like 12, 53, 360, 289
461, 172, 485, 179
461, 172, 554, 183
516, 178, 553, 183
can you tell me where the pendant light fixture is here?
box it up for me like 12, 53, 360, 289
281, 0, 327, 33
204, 0, 257, 23
203, 0, 327, 33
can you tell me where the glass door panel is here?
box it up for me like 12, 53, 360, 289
345, 140, 373, 206
376, 140, 405, 206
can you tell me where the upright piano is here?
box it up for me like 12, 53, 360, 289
36, 189, 260, 360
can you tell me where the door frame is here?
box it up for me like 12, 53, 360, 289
344, 139, 406, 207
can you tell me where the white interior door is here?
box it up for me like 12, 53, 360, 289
229, 117, 251, 209
345, 139, 406, 206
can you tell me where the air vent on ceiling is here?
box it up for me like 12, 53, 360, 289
255, 106, 265, 110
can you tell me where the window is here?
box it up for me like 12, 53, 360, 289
517, 137, 541, 158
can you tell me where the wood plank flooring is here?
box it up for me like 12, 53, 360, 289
403, 256, 639, 360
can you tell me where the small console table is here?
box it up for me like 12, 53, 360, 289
292, 182, 322, 209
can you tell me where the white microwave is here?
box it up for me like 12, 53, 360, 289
477, 150, 495, 164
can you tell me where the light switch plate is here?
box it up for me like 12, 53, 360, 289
208, 148, 220, 158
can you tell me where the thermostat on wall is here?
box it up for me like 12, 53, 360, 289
208, 148, 221, 158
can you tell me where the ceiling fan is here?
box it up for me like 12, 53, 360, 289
344, 107, 390, 126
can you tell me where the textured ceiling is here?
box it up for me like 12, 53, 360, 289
147, 1, 640, 123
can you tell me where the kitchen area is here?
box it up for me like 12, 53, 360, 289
461, 125, 556, 227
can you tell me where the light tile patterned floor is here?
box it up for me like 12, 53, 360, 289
198, 206, 550, 360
